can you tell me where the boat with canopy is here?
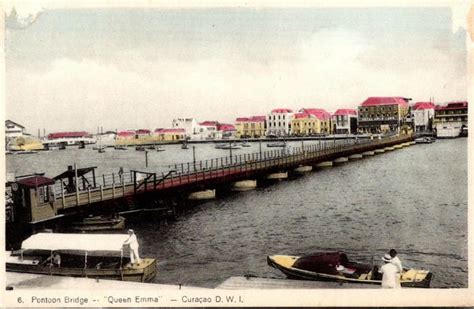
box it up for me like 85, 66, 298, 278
267, 252, 432, 288
6, 233, 157, 282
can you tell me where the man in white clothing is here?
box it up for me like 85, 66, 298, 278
389, 249, 403, 273
380, 254, 401, 288
124, 229, 141, 264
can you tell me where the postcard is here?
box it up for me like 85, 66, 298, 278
2, 1, 473, 307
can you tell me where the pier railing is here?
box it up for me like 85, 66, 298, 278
52, 134, 411, 203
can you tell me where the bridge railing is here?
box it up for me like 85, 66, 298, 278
53, 135, 410, 196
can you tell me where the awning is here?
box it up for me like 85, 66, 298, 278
53, 167, 97, 180
21, 233, 131, 254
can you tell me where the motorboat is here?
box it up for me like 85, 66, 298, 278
241, 141, 251, 147
114, 145, 127, 150
267, 252, 432, 288
156, 146, 165, 152
136, 146, 146, 151
267, 141, 287, 147
72, 215, 126, 232
6, 233, 157, 282
181, 142, 189, 149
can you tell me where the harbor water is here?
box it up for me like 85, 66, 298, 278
6, 138, 468, 288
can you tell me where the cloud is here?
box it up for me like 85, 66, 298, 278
6, 28, 467, 133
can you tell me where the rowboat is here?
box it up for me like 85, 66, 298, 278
6, 233, 157, 282
267, 252, 432, 288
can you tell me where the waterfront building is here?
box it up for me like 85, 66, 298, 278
96, 131, 117, 147
332, 109, 358, 134
46, 131, 95, 146
291, 108, 332, 135
216, 123, 236, 139
154, 128, 186, 141
433, 101, 468, 138
357, 97, 411, 133
116, 130, 136, 141
5, 120, 25, 138
235, 116, 266, 138
199, 121, 219, 139
411, 102, 435, 133
135, 129, 151, 137
434, 101, 468, 125
172, 117, 201, 139
266, 108, 294, 137
301, 108, 332, 134
291, 113, 318, 135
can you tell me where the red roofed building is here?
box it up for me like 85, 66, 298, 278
45, 131, 95, 146
290, 108, 332, 136
267, 108, 294, 137
357, 97, 411, 133
117, 130, 136, 138
154, 128, 185, 141
411, 102, 435, 132
47, 131, 90, 140
332, 109, 358, 134
135, 129, 151, 136
235, 116, 266, 138
434, 101, 468, 125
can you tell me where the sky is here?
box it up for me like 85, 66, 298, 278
5, 5, 468, 134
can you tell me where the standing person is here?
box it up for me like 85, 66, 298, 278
380, 254, 401, 288
389, 249, 403, 273
124, 229, 141, 264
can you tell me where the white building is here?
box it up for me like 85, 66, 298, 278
198, 121, 220, 139
412, 102, 435, 132
5, 120, 25, 138
266, 108, 294, 137
172, 117, 201, 139
332, 109, 358, 134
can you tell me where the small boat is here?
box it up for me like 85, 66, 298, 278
156, 146, 165, 152
14, 150, 39, 155
72, 215, 126, 231
136, 146, 146, 151
241, 141, 251, 147
98, 147, 106, 153
267, 252, 432, 288
219, 144, 242, 150
114, 145, 127, 150
181, 142, 189, 149
146, 145, 156, 150
415, 137, 432, 144
6, 233, 157, 282
214, 143, 227, 149
267, 141, 287, 147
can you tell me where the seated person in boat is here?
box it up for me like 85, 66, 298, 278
43, 253, 61, 267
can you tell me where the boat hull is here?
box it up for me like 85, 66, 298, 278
72, 216, 126, 231
267, 255, 432, 288
6, 258, 157, 283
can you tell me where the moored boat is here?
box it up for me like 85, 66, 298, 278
267, 141, 287, 147
72, 215, 126, 231
136, 146, 146, 151
415, 137, 432, 144
6, 233, 157, 282
267, 252, 432, 288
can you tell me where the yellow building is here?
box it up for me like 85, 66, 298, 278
154, 128, 186, 141
291, 109, 332, 135
235, 116, 266, 138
